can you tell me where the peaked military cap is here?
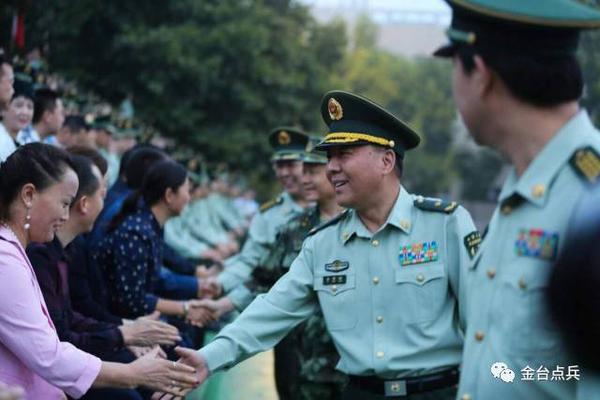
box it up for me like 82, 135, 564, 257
269, 127, 309, 162
434, 0, 600, 58
92, 115, 116, 135
303, 136, 328, 164
316, 90, 420, 158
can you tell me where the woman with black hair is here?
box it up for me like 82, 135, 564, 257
0, 77, 33, 161
0, 143, 198, 399
93, 160, 214, 327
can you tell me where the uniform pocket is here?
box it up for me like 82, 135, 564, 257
501, 271, 562, 356
394, 263, 447, 324
314, 273, 357, 330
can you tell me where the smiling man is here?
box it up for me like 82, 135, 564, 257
159, 91, 479, 400
210, 127, 310, 312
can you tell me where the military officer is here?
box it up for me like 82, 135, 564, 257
155, 91, 478, 400
239, 136, 347, 400
433, 1, 600, 399
278, 137, 348, 400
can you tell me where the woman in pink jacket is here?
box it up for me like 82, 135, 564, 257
0, 143, 199, 399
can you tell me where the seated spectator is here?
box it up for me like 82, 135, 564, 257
91, 146, 210, 286
0, 76, 33, 161
56, 115, 95, 148
93, 160, 214, 325
17, 87, 64, 145
0, 53, 14, 110
0, 143, 198, 398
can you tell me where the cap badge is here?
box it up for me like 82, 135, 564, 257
278, 130, 291, 145
328, 98, 343, 121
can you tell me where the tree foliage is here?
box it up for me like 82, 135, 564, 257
332, 17, 456, 195
9, 0, 347, 196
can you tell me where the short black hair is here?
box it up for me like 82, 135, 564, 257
69, 154, 100, 207
33, 88, 60, 124
67, 145, 108, 176
62, 115, 89, 134
456, 45, 583, 107
0, 143, 75, 220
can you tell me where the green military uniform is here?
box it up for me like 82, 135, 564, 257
269, 205, 349, 400
244, 138, 349, 400
184, 198, 231, 247
200, 92, 478, 399
457, 113, 600, 400
218, 127, 309, 310
164, 213, 210, 259
432, 1, 600, 399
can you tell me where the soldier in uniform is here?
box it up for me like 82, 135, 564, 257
240, 136, 347, 400
203, 127, 310, 400
157, 91, 478, 400
433, 1, 600, 399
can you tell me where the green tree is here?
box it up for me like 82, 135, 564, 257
14, 0, 347, 198
332, 24, 457, 195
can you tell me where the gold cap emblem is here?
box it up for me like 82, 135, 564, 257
278, 130, 291, 145
328, 98, 343, 121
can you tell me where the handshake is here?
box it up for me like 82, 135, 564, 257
149, 347, 211, 400
194, 276, 235, 321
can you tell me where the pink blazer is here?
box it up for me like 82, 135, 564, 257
0, 226, 101, 399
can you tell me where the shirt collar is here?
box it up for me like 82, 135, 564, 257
0, 225, 20, 246
340, 186, 413, 244
499, 110, 598, 207
282, 191, 306, 215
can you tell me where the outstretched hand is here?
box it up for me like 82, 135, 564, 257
151, 347, 209, 400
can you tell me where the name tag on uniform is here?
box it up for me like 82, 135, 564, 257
515, 228, 559, 261
464, 231, 482, 259
325, 260, 349, 273
399, 241, 438, 266
323, 275, 347, 285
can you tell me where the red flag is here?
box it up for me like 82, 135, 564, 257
11, 11, 25, 49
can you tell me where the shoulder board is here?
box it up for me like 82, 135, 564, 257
260, 196, 283, 213
307, 209, 350, 237
570, 146, 600, 185
413, 195, 459, 214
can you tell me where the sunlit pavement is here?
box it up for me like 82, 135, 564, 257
188, 349, 278, 400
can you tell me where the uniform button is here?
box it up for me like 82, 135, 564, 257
376, 316, 384, 323
461, 394, 472, 400
487, 268, 496, 279
532, 184, 545, 198
331, 285, 338, 293
372, 276, 380, 285
376, 351, 384, 358
518, 278, 527, 290
416, 274, 425, 283
371, 240, 380, 247
501, 205, 512, 215
475, 331, 485, 341
399, 220, 411, 231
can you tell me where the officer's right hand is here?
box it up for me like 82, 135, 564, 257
151, 347, 209, 400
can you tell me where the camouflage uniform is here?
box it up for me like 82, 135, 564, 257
247, 206, 348, 400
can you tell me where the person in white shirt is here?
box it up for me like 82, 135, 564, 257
0, 77, 33, 161
16, 88, 64, 146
